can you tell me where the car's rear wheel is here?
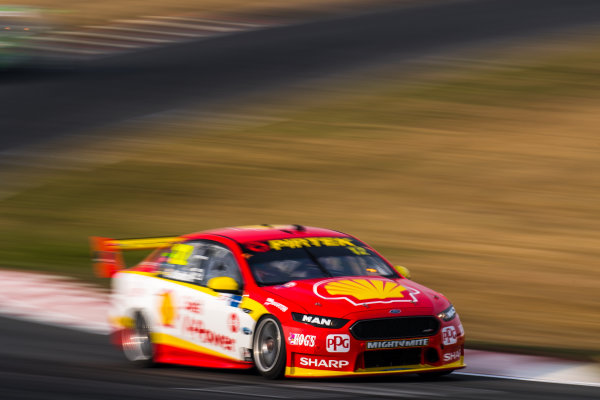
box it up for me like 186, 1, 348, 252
121, 313, 154, 367
253, 316, 286, 379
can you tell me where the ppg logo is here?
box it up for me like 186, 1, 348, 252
441, 326, 458, 345
326, 334, 350, 353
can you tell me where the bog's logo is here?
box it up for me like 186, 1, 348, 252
288, 333, 316, 347
313, 277, 419, 306
326, 334, 350, 353
442, 326, 458, 345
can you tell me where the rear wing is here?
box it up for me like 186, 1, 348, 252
90, 236, 181, 278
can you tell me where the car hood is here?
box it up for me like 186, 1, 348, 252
261, 276, 446, 318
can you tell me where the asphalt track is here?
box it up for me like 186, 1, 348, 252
0, 316, 597, 400
2, 0, 600, 152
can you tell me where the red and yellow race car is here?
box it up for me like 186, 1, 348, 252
92, 224, 465, 379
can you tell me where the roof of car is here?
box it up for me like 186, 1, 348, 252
182, 225, 349, 242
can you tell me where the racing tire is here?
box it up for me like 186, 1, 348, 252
121, 313, 155, 367
252, 316, 286, 379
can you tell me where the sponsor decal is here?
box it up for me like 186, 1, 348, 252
299, 357, 350, 369
184, 300, 203, 314
292, 313, 349, 328
106, 236, 180, 250
244, 241, 271, 252
302, 314, 332, 327
442, 326, 458, 345
181, 316, 235, 351
242, 327, 252, 335
158, 291, 176, 327
94, 250, 119, 264
313, 277, 420, 306
268, 237, 356, 251
167, 243, 194, 266
288, 333, 316, 347
264, 297, 288, 312
326, 334, 350, 353
283, 281, 297, 288
443, 350, 461, 362
366, 338, 429, 350
228, 313, 240, 333
219, 293, 242, 308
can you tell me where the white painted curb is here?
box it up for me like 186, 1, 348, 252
461, 350, 600, 387
0, 269, 110, 334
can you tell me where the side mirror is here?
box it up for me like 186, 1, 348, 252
207, 276, 241, 293
394, 265, 411, 279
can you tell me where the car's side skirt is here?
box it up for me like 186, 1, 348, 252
155, 343, 254, 369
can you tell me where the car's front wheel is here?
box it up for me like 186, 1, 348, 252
121, 312, 154, 367
253, 315, 286, 379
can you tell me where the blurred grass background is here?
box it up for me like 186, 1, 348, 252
6, 0, 393, 26
1, 30, 599, 360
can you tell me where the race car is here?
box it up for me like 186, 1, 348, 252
91, 224, 465, 378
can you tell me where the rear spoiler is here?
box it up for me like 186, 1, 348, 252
90, 236, 181, 278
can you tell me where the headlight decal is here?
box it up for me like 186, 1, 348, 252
437, 305, 457, 321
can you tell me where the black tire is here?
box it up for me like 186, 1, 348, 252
121, 312, 155, 367
252, 316, 286, 379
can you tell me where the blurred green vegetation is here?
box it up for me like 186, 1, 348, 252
6, 0, 388, 27
1, 34, 600, 358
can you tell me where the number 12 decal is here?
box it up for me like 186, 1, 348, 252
348, 246, 369, 255
168, 243, 194, 265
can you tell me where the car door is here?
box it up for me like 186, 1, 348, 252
198, 241, 254, 362
151, 241, 208, 354
154, 240, 252, 362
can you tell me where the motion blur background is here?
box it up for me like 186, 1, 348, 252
1, 0, 599, 363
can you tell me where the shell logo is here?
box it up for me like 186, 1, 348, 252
158, 291, 176, 327
313, 278, 420, 306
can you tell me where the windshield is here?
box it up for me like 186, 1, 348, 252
240, 237, 396, 286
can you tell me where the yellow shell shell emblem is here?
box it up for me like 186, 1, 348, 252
314, 277, 419, 305
158, 291, 176, 327
325, 279, 407, 300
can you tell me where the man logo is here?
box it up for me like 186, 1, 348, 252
302, 314, 332, 326
326, 334, 350, 353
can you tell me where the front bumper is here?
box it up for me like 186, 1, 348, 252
283, 316, 466, 378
